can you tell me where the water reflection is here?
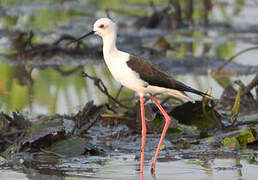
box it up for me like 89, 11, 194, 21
2, 154, 255, 180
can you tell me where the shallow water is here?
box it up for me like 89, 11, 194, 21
0, 0, 258, 115
1, 154, 258, 180
1, 0, 258, 179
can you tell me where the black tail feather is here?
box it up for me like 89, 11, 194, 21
188, 88, 211, 97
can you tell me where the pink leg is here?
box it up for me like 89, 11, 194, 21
140, 96, 146, 173
150, 94, 171, 173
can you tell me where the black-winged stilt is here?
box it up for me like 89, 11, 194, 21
72, 18, 209, 174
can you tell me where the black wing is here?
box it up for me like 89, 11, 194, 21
127, 55, 207, 96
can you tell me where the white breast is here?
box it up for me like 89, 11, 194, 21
103, 50, 147, 95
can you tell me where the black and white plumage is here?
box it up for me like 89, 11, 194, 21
74, 18, 209, 174
127, 55, 207, 98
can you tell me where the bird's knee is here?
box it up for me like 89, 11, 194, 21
165, 116, 171, 124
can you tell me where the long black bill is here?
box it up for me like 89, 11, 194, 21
68, 31, 95, 45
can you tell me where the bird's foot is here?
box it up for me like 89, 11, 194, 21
151, 164, 156, 175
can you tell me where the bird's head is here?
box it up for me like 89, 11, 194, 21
70, 18, 116, 43
93, 18, 116, 37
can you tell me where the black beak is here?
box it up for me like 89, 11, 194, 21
68, 31, 95, 45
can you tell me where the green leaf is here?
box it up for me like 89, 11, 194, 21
160, 145, 165, 150
221, 137, 239, 148
237, 129, 256, 148
153, 117, 163, 126
187, 160, 202, 165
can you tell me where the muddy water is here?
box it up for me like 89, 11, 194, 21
1, 0, 258, 179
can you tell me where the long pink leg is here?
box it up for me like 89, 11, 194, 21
150, 94, 171, 173
140, 96, 146, 173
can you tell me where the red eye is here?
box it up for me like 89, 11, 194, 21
99, 24, 104, 28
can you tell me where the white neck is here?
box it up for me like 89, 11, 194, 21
102, 31, 118, 57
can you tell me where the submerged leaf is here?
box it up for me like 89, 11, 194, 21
187, 160, 202, 165
47, 136, 87, 157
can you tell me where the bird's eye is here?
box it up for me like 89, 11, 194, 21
99, 24, 104, 28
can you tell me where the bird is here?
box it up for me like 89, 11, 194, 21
71, 18, 210, 174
